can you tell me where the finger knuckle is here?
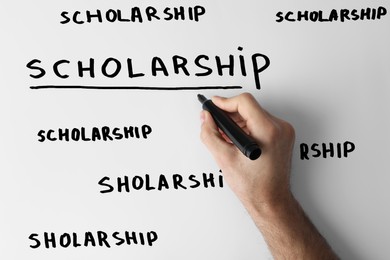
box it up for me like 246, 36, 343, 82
283, 121, 295, 141
239, 92, 254, 101
265, 120, 295, 144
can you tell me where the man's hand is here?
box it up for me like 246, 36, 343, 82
200, 92, 295, 209
200, 92, 338, 259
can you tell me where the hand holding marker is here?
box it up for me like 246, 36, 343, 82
198, 94, 261, 160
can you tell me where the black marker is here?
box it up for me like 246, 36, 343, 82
198, 94, 261, 160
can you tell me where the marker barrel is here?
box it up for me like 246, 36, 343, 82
198, 94, 261, 160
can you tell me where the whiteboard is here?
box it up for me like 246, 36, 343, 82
1, 1, 389, 259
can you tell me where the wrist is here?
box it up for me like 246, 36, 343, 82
243, 190, 296, 222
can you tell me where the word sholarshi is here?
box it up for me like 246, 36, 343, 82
99, 172, 224, 194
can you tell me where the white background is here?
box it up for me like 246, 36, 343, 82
1, 0, 389, 259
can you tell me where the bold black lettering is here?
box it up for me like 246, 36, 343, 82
113, 232, 125, 245
106, 9, 118, 22
188, 175, 200, 188
194, 55, 212, 76
117, 10, 130, 22
337, 143, 342, 158
237, 46, 247, 76
132, 176, 144, 190
252, 53, 270, 89
145, 174, 156, 191
378, 7, 387, 19
351, 9, 360, 20
194, 6, 206, 21
102, 58, 121, 78
202, 173, 215, 188
131, 7, 143, 22
151, 57, 169, 76
59, 233, 71, 248
172, 174, 187, 189
53, 60, 70, 78
91, 127, 101, 141
172, 55, 190, 75
71, 128, 80, 141
139, 233, 145, 245
360, 8, 371, 20
218, 175, 224, 187
275, 11, 284, 22
27, 59, 46, 79
72, 233, 81, 247
158, 175, 169, 190
317, 11, 327, 22
286, 11, 295, 22
78, 59, 95, 78
118, 176, 130, 192
37, 130, 45, 142
163, 7, 174, 20
147, 231, 158, 246
58, 128, 70, 141
86, 10, 103, 23
188, 7, 194, 20
297, 11, 308, 21
81, 128, 91, 141
322, 143, 335, 158
329, 9, 339, 21
125, 231, 138, 245
142, 125, 152, 138
343, 141, 355, 157
300, 143, 309, 160
44, 232, 56, 248
340, 9, 350, 22
73, 11, 84, 24
84, 232, 96, 247
47, 129, 57, 141
174, 6, 185, 20
60, 11, 71, 24
127, 58, 145, 78
146, 6, 160, 21
123, 126, 140, 138
309, 11, 319, 21
372, 8, 377, 20
97, 231, 110, 247
318, 11, 327, 22
112, 128, 123, 140
101, 126, 113, 141
29, 233, 41, 249
99, 176, 114, 193
311, 143, 322, 158
215, 55, 234, 76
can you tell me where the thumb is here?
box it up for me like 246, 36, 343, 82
200, 110, 236, 163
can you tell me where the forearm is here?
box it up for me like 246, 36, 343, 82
245, 194, 338, 260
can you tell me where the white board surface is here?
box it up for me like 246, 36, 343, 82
1, 1, 389, 259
